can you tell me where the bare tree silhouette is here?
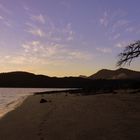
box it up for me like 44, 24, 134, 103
117, 40, 140, 66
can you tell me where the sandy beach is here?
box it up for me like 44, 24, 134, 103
0, 91, 140, 140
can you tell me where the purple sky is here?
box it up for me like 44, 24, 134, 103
0, 0, 140, 76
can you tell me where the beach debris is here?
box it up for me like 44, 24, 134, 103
40, 98, 47, 103
40, 98, 52, 103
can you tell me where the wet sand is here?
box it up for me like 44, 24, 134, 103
0, 92, 140, 140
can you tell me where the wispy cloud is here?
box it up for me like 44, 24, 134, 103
4, 55, 27, 65
28, 28, 45, 37
62, 23, 75, 41
96, 47, 112, 53
112, 33, 121, 40
26, 22, 45, 37
21, 9, 90, 67
31, 14, 45, 24
25, 10, 75, 42
0, 15, 4, 20
0, 14, 13, 27
100, 11, 109, 27
22, 41, 61, 57
100, 10, 137, 42
21, 40, 92, 65
22, 41, 40, 53
115, 41, 129, 48
23, 5, 30, 11
67, 51, 92, 60
112, 19, 129, 33
125, 27, 134, 32
0, 3, 12, 15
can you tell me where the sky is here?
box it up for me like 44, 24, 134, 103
0, 0, 140, 76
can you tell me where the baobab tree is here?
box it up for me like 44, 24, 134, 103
117, 40, 140, 66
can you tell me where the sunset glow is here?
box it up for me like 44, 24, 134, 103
0, 0, 140, 76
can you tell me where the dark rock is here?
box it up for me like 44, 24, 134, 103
40, 98, 47, 103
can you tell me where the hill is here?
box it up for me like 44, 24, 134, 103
0, 70, 139, 89
89, 68, 140, 79
0, 71, 92, 88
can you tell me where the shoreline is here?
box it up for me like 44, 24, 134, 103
0, 95, 30, 119
0, 91, 140, 139
0, 88, 72, 119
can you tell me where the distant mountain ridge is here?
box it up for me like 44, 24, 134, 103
0, 69, 139, 88
0, 71, 92, 88
89, 68, 140, 79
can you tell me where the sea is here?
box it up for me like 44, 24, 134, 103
0, 88, 69, 118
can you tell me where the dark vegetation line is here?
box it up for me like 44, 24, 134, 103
0, 71, 139, 90
34, 86, 140, 96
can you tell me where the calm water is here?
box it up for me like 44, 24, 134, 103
0, 88, 69, 118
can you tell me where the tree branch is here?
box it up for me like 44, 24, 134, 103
117, 40, 140, 66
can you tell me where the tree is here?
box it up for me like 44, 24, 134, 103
117, 40, 140, 66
